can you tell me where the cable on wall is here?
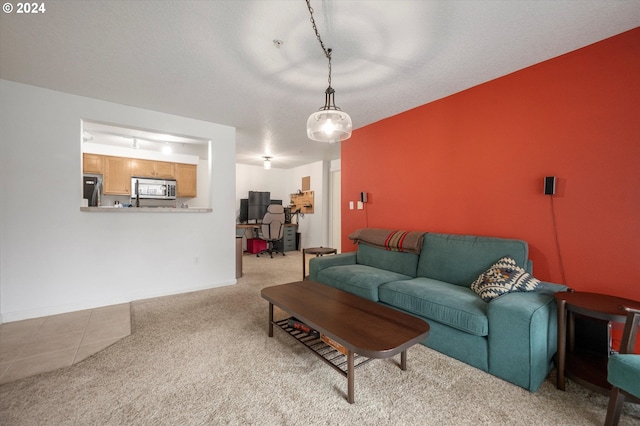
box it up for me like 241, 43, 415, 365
364, 202, 369, 229
550, 195, 567, 285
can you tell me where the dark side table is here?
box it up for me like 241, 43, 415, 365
302, 247, 337, 280
554, 291, 640, 396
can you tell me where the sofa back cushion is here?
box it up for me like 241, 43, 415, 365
357, 243, 419, 277
417, 233, 529, 287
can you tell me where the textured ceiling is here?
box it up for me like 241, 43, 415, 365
1, 1, 639, 168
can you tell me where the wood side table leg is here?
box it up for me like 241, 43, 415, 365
557, 299, 567, 390
302, 250, 306, 280
268, 303, 274, 337
347, 351, 355, 404
401, 350, 407, 370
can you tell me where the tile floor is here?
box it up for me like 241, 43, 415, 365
0, 303, 131, 385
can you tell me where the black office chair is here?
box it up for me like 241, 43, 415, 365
257, 204, 286, 258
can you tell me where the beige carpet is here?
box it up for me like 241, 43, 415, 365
1, 251, 638, 425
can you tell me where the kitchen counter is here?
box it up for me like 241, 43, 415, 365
80, 207, 212, 213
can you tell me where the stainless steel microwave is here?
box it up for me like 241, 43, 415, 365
131, 177, 177, 200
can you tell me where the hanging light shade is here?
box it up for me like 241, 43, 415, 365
305, 0, 352, 143
263, 156, 272, 170
307, 87, 352, 143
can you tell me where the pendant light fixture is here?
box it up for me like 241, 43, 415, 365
263, 156, 272, 170
305, 0, 352, 143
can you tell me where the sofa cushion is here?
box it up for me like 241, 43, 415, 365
417, 233, 529, 287
379, 278, 489, 336
316, 264, 413, 301
357, 243, 419, 277
471, 256, 541, 302
608, 354, 640, 398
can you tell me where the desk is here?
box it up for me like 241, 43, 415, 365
554, 291, 640, 396
236, 223, 298, 252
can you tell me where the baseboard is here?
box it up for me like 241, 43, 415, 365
0, 297, 131, 324
0, 280, 237, 324
128, 280, 237, 304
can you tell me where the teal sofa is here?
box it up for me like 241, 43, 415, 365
309, 231, 567, 392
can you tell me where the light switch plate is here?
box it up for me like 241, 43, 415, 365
357, 201, 364, 210
349, 201, 354, 210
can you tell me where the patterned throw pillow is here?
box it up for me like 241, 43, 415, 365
471, 256, 541, 302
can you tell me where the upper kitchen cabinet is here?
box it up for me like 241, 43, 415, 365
83, 153, 103, 174
176, 163, 197, 198
131, 159, 175, 179
103, 156, 131, 195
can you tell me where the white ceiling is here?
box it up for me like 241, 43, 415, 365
1, 1, 639, 168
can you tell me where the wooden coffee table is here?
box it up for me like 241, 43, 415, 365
261, 280, 430, 403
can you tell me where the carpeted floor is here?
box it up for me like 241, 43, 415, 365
1, 251, 638, 425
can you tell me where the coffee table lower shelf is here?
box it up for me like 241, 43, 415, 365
273, 318, 373, 376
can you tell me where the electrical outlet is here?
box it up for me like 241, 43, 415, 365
357, 201, 364, 210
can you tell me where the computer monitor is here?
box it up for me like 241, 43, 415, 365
239, 199, 248, 223
248, 191, 270, 221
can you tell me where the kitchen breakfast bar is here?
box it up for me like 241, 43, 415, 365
80, 207, 212, 213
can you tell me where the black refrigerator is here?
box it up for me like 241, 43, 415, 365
83, 176, 100, 206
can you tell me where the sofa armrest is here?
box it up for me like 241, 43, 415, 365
309, 252, 356, 281
536, 280, 569, 295
487, 291, 559, 391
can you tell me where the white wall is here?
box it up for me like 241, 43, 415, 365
235, 164, 290, 214
289, 161, 327, 249
83, 142, 200, 165
235, 162, 329, 248
0, 80, 237, 323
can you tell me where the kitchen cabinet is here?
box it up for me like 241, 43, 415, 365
82, 153, 103, 174
131, 159, 175, 179
103, 156, 131, 195
176, 163, 197, 198
154, 161, 176, 178
82, 154, 195, 197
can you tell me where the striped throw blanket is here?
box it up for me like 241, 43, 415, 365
348, 228, 425, 254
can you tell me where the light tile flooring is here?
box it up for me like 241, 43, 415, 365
0, 303, 131, 385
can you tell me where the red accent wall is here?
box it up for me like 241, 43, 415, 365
342, 28, 640, 302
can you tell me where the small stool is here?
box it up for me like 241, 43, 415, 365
303, 247, 337, 280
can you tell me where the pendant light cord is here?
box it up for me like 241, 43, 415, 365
304, 0, 353, 143
306, 0, 332, 86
